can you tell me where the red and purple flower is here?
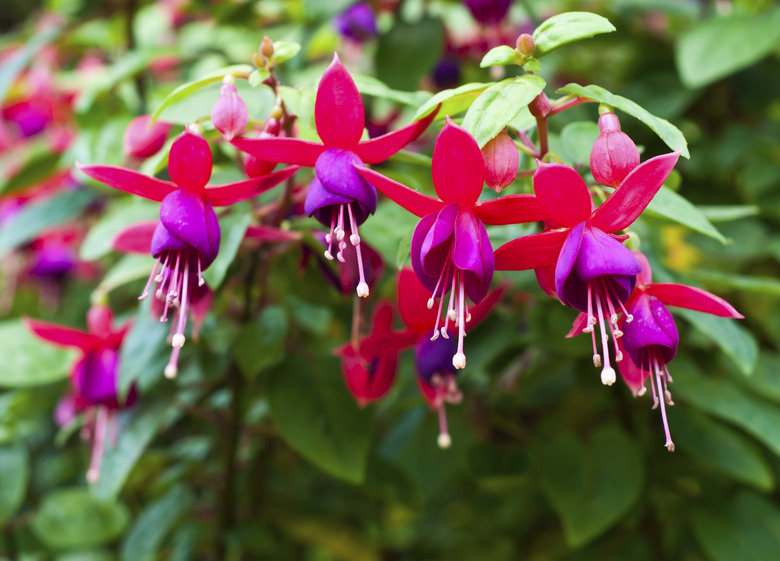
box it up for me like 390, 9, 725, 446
232, 53, 436, 298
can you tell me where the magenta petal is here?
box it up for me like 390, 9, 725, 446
633, 251, 653, 286
590, 150, 681, 233
533, 162, 592, 227
315, 53, 365, 148
453, 211, 494, 304
77, 164, 176, 202
432, 118, 484, 206
622, 294, 679, 363
573, 226, 641, 283
421, 204, 458, 279
646, 284, 743, 318
205, 165, 299, 207
159, 190, 220, 267
24, 318, 96, 350
411, 213, 446, 295
554, 222, 586, 308
474, 194, 547, 225
494, 229, 566, 271
304, 176, 354, 219
353, 109, 438, 164
72, 348, 121, 407
415, 336, 458, 383
112, 221, 157, 254
168, 129, 213, 189
150, 220, 190, 256
314, 150, 377, 214
356, 166, 443, 217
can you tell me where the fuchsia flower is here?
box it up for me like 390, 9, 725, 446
333, 2, 379, 43
614, 252, 742, 451
232, 53, 436, 298
494, 149, 680, 385
25, 305, 136, 483
346, 269, 504, 447
357, 118, 545, 369
123, 115, 171, 159
463, 0, 512, 25
78, 128, 298, 377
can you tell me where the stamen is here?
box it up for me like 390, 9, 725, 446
583, 282, 595, 334
653, 356, 675, 452
442, 273, 457, 339
165, 345, 181, 379
167, 252, 182, 301
86, 406, 108, 484
435, 385, 452, 449
594, 292, 615, 385
197, 255, 205, 287
347, 204, 361, 246
430, 273, 448, 341
139, 256, 162, 301
172, 262, 189, 349
452, 272, 467, 370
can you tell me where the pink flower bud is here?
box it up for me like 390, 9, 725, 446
528, 92, 550, 118
481, 130, 518, 192
211, 82, 248, 141
123, 115, 171, 159
516, 33, 535, 56
243, 120, 281, 177
590, 112, 640, 187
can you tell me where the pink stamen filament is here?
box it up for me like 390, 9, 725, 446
197, 255, 205, 287
347, 203, 369, 298
86, 406, 108, 483
653, 355, 675, 452
442, 273, 457, 339
168, 252, 182, 302
452, 271, 467, 370
139, 256, 162, 301
594, 291, 616, 385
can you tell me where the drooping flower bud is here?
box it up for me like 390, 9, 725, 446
463, 0, 511, 25
516, 33, 535, 56
481, 129, 518, 192
243, 119, 281, 178
590, 112, 640, 187
211, 81, 249, 141
528, 92, 550, 118
123, 115, 171, 159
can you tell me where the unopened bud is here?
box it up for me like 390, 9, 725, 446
481, 129, 518, 192
516, 33, 535, 56
252, 52, 265, 68
529, 92, 550, 118
590, 112, 640, 187
211, 83, 248, 141
123, 115, 171, 159
260, 36, 274, 58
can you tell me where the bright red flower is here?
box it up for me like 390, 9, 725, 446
357, 118, 544, 369
494, 150, 680, 385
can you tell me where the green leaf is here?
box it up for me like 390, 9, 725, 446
271, 41, 301, 65
697, 205, 759, 223
413, 82, 491, 121
733, 352, 780, 404
76, 50, 160, 112
479, 45, 518, 68
80, 198, 159, 261
267, 355, 374, 483
466, 441, 530, 492
152, 64, 253, 121
92, 254, 153, 302
462, 75, 546, 148
560, 121, 600, 165
0, 188, 96, 258
202, 207, 252, 289
538, 425, 644, 547
362, 456, 422, 511
232, 305, 289, 380
248, 67, 270, 88
556, 83, 689, 158
678, 309, 757, 376
692, 492, 780, 561
689, 270, 780, 298
670, 408, 774, 490
0, 443, 29, 523
676, 8, 780, 89
360, 200, 420, 266
92, 400, 173, 501
672, 358, 780, 455
0, 320, 76, 388
32, 489, 129, 550
376, 15, 443, 92
644, 186, 726, 243
0, 24, 61, 103
352, 74, 431, 108
120, 485, 194, 561
119, 303, 171, 396
0, 148, 62, 197
396, 225, 414, 270
532, 12, 616, 57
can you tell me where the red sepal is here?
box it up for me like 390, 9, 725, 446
474, 194, 547, 225
533, 162, 592, 227
77, 163, 176, 202
315, 53, 365, 149
494, 229, 567, 271
24, 318, 97, 351
356, 167, 443, 218
590, 150, 680, 233
354, 108, 438, 164
112, 221, 157, 254
204, 165, 299, 206
244, 225, 302, 242
645, 283, 743, 318
230, 136, 325, 167
565, 312, 589, 338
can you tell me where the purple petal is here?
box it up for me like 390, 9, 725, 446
158, 190, 221, 268
72, 348, 120, 407
420, 203, 458, 279
452, 211, 494, 304
314, 149, 377, 213
555, 222, 586, 309
573, 226, 641, 282
622, 294, 679, 363
415, 335, 458, 384
411, 212, 448, 296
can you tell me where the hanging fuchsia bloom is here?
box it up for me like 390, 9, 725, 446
590, 112, 640, 187
333, 2, 379, 43
495, 150, 680, 386
463, 0, 512, 25
336, 302, 399, 407
78, 128, 298, 378
358, 118, 545, 369
232, 53, 436, 298
25, 305, 136, 483
612, 252, 743, 451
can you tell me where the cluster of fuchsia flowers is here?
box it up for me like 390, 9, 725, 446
26, 35, 743, 480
